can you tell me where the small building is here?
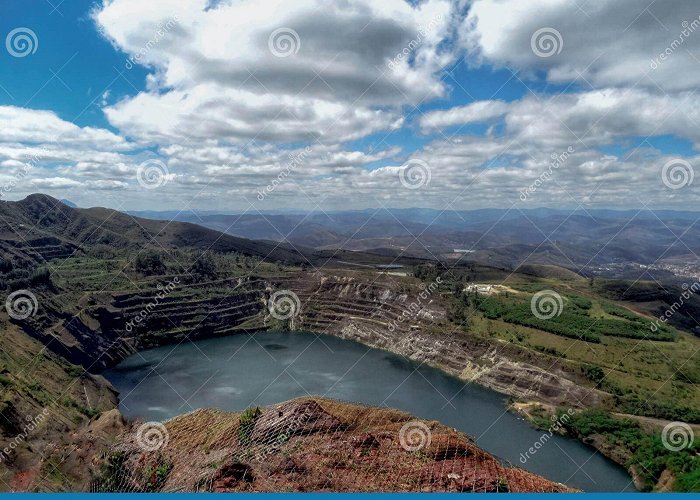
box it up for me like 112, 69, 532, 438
464, 283, 493, 294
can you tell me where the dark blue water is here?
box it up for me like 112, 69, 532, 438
104, 331, 634, 492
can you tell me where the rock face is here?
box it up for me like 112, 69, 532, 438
93, 397, 573, 493
37, 267, 600, 408
273, 271, 604, 408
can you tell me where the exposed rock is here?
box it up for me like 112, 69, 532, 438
94, 397, 574, 493
212, 462, 255, 490
250, 399, 346, 443
655, 468, 675, 492
425, 434, 473, 460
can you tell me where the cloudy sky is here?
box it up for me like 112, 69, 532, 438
0, 0, 698, 212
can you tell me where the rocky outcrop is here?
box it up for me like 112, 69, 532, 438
93, 397, 573, 493
272, 271, 604, 408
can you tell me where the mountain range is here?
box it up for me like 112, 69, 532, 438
128, 207, 700, 277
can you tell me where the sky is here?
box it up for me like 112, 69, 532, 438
0, 0, 699, 212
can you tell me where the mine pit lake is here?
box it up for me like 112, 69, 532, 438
104, 331, 634, 492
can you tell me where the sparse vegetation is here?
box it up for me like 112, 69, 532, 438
93, 452, 131, 492
238, 406, 262, 445
144, 458, 173, 492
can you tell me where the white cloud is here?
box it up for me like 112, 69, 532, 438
420, 100, 509, 131
105, 85, 405, 145
3, 0, 699, 212
0, 106, 130, 150
463, 0, 700, 92
95, 0, 456, 146
419, 89, 700, 149
30, 177, 83, 189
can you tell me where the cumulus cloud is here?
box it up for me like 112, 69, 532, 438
0, 106, 130, 150
95, 0, 455, 146
2, 0, 699, 212
421, 89, 700, 148
0, 106, 144, 202
420, 100, 510, 131
104, 85, 405, 144
463, 0, 700, 92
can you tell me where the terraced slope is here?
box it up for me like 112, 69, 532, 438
0, 194, 697, 491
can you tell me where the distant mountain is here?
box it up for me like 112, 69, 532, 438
59, 199, 78, 208
129, 207, 700, 275
0, 195, 429, 269
0, 194, 308, 265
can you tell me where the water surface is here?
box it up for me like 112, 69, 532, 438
105, 331, 634, 492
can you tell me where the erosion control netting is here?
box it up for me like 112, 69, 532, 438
90, 397, 571, 492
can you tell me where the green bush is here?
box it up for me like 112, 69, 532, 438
144, 460, 172, 492
238, 406, 261, 445
473, 295, 674, 343
134, 251, 166, 276
582, 364, 605, 387
190, 253, 218, 280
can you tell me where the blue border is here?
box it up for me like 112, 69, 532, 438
2, 495, 698, 498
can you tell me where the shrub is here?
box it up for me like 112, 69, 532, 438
135, 251, 166, 276
238, 406, 261, 445
562, 409, 700, 491
190, 253, 217, 280
582, 365, 605, 387
144, 459, 172, 492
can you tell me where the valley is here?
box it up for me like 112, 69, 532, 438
4, 0, 700, 495
133, 208, 700, 283
0, 195, 698, 492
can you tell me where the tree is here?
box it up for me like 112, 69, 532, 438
135, 251, 166, 276
190, 253, 217, 279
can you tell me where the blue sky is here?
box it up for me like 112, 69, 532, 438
0, 1, 149, 129
0, 0, 698, 211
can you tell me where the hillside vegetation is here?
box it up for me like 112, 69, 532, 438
0, 195, 698, 491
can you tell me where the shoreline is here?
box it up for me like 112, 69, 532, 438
105, 328, 635, 492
